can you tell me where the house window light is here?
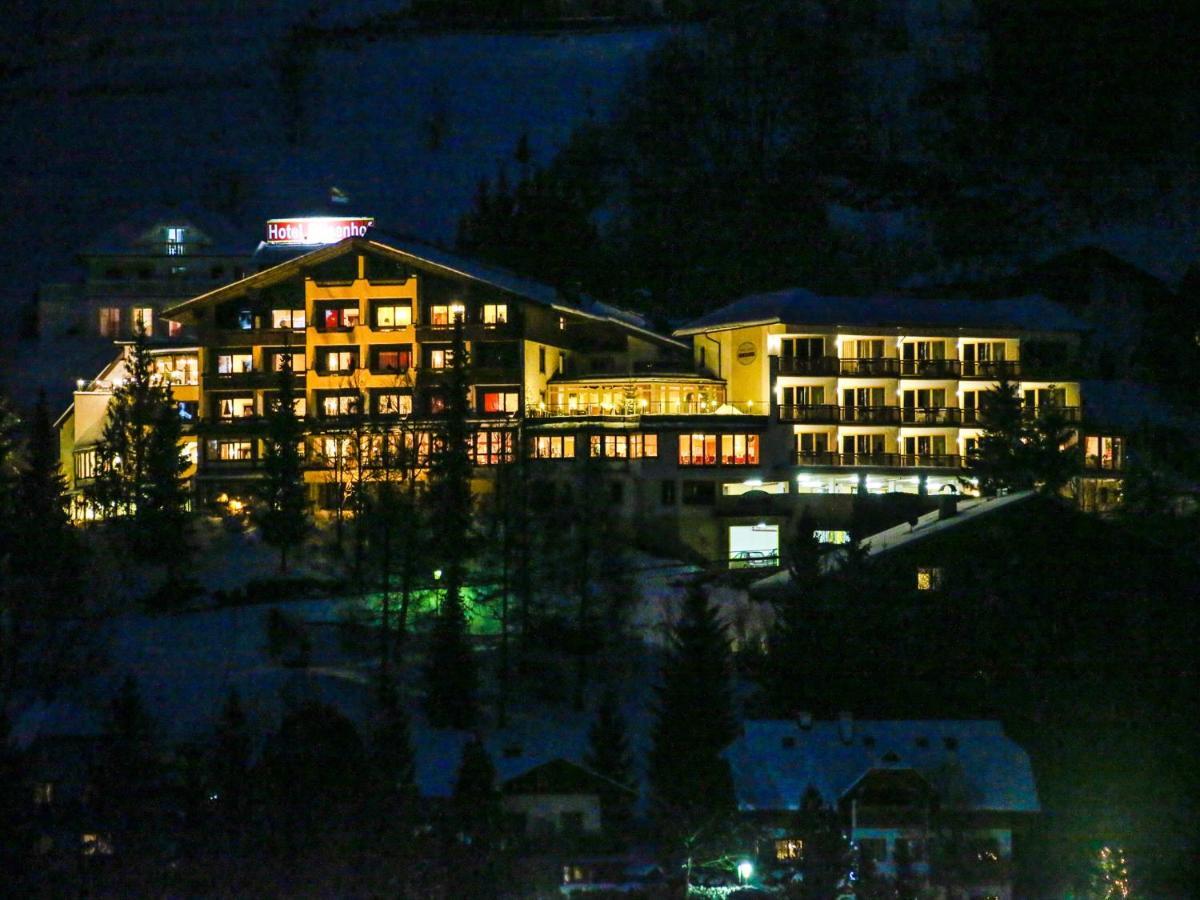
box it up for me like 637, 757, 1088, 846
482, 303, 508, 325
916, 567, 943, 591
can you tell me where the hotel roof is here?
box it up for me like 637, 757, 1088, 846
673, 287, 1090, 336
164, 236, 684, 349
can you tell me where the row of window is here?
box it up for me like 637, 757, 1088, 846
678, 433, 761, 466
262, 301, 511, 332
97, 307, 183, 338
213, 345, 479, 376
779, 336, 1009, 361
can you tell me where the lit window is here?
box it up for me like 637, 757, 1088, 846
482, 303, 508, 325
373, 302, 412, 328
590, 434, 629, 458
428, 348, 453, 370
374, 347, 412, 372
272, 351, 306, 372
482, 391, 519, 414
132, 307, 155, 334
720, 433, 760, 465
217, 396, 255, 419
322, 350, 356, 373
321, 394, 359, 417
237, 309, 253, 330
321, 436, 353, 462
376, 392, 413, 416
216, 352, 253, 374
75, 450, 97, 480
98, 307, 121, 337
209, 440, 253, 461
167, 320, 183, 338
429, 303, 466, 326
631, 433, 658, 458
472, 430, 515, 465
814, 530, 850, 545
531, 435, 575, 459
170, 265, 188, 276
775, 838, 803, 862
165, 226, 187, 255
271, 308, 306, 330
319, 306, 359, 330
916, 567, 943, 591
82, 833, 114, 856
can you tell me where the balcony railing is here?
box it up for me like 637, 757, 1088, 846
791, 451, 965, 469
1021, 405, 1081, 422
777, 355, 841, 376
528, 400, 762, 417
778, 404, 840, 423
841, 405, 902, 424
961, 360, 1020, 378
780, 405, 964, 425
900, 406, 962, 425
840, 357, 901, 377
899, 358, 962, 378
209, 371, 298, 388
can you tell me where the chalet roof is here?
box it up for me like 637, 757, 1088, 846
82, 205, 252, 258
164, 236, 683, 349
673, 288, 1088, 336
724, 719, 1039, 814
501, 757, 637, 797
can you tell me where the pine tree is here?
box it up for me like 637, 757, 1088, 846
211, 687, 251, 822
1028, 392, 1081, 495
370, 687, 417, 803
424, 320, 478, 729
14, 390, 78, 584
770, 513, 828, 715
257, 352, 309, 573
86, 327, 190, 568
648, 583, 737, 834
96, 675, 159, 851
0, 391, 22, 551
453, 736, 499, 843
585, 689, 635, 833
969, 376, 1031, 494
792, 786, 851, 897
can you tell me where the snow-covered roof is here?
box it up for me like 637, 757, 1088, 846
165, 236, 682, 349
673, 288, 1088, 336
724, 719, 1039, 814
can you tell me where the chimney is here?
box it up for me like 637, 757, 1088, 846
838, 711, 854, 745
796, 711, 813, 731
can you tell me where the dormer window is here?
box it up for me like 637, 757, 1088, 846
166, 226, 187, 255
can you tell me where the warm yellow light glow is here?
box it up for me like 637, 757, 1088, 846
227, 499, 244, 514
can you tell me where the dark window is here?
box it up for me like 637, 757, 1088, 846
858, 838, 887, 863
661, 479, 676, 505
609, 481, 624, 503
560, 812, 585, 835
310, 254, 358, 284
682, 481, 715, 506
475, 341, 519, 369
210, 265, 225, 279
538, 346, 547, 374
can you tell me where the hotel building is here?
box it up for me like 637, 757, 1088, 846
58, 237, 1122, 564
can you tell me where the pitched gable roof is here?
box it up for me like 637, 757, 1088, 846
723, 719, 1039, 814
163, 236, 683, 349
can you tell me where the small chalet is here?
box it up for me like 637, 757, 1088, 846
724, 716, 1039, 900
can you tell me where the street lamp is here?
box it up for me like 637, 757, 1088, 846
737, 860, 753, 885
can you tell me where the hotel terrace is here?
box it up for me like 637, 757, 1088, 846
57, 237, 1122, 565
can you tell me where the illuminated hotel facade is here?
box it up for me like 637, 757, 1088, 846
57, 235, 1123, 564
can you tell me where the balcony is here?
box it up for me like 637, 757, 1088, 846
961, 360, 1020, 378
529, 400, 760, 418
899, 359, 961, 378
790, 451, 965, 469
209, 371, 297, 389
777, 355, 840, 376
1021, 405, 1081, 422
841, 405, 902, 425
839, 357, 901, 377
900, 407, 962, 426
778, 404, 840, 423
